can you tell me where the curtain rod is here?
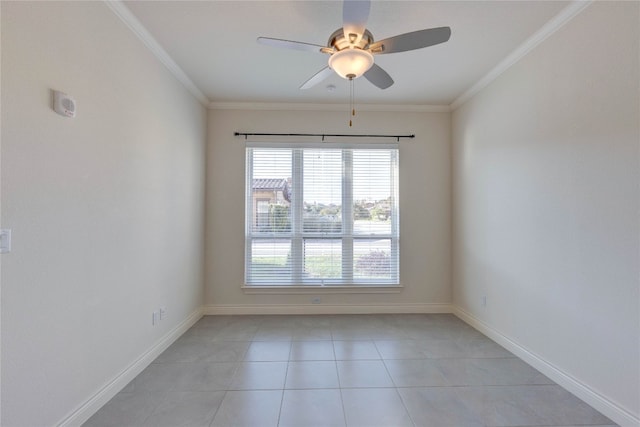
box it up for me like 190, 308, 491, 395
234, 132, 415, 142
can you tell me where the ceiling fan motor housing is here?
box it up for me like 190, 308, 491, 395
328, 28, 374, 51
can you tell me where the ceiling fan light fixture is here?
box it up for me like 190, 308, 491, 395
328, 48, 374, 80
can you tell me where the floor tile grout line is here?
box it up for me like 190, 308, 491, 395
331, 337, 348, 426
206, 390, 228, 427
276, 341, 292, 426
275, 389, 285, 427
379, 356, 418, 427
334, 353, 344, 390
393, 387, 419, 427
336, 370, 349, 427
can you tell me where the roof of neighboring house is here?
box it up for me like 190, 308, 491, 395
252, 178, 288, 190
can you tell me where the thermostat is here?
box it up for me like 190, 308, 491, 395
53, 90, 76, 118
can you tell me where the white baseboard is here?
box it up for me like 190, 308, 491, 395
453, 306, 639, 427
56, 307, 203, 427
203, 303, 453, 316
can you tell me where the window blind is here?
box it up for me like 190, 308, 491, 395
245, 146, 399, 286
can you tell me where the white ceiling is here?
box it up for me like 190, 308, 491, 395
122, 1, 570, 107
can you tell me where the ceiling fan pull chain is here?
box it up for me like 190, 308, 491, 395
352, 77, 356, 117
349, 77, 356, 127
350, 77, 353, 126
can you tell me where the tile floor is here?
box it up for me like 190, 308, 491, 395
84, 314, 617, 427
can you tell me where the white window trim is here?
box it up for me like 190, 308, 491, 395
241, 285, 404, 295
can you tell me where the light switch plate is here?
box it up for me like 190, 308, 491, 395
0, 229, 12, 253
152, 311, 160, 326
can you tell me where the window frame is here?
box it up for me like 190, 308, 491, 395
244, 143, 400, 291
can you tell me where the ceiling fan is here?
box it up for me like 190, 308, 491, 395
257, 0, 451, 90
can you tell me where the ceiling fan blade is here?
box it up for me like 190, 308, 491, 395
257, 37, 326, 53
343, 0, 370, 42
369, 27, 451, 54
363, 63, 394, 89
300, 66, 334, 90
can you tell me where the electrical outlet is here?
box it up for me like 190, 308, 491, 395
311, 297, 321, 304
160, 307, 167, 320
152, 311, 160, 325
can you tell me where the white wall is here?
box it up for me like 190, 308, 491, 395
1, 2, 206, 426
452, 1, 639, 424
0, 2, 4, 422
206, 108, 451, 312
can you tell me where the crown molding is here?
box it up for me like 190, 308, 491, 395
104, 0, 210, 106
209, 102, 450, 113
450, 0, 593, 111
105, 0, 591, 113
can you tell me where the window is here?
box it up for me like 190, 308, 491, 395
245, 144, 399, 287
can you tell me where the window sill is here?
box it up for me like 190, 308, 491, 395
241, 285, 403, 295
